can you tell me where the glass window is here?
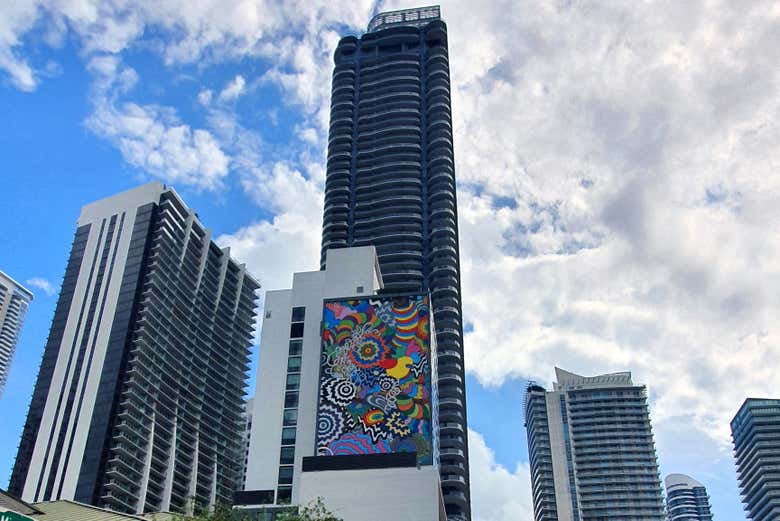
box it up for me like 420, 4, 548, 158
284, 392, 299, 409
289, 322, 304, 338
277, 486, 292, 505
281, 427, 296, 445
287, 356, 301, 372
291, 306, 306, 322
283, 409, 298, 426
288, 340, 302, 356
280, 446, 295, 465
278, 466, 293, 485
286, 373, 300, 390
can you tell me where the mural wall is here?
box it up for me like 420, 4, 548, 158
316, 295, 437, 466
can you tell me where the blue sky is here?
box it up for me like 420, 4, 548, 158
2, 1, 779, 519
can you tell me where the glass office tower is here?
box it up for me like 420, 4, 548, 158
524, 368, 665, 521
320, 6, 469, 519
731, 398, 780, 521
9, 182, 259, 515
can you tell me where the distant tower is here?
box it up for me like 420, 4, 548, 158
321, 6, 470, 518
665, 474, 713, 521
731, 398, 780, 521
9, 182, 259, 515
0, 271, 34, 397
524, 368, 665, 521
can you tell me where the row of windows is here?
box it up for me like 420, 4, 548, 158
277, 306, 305, 505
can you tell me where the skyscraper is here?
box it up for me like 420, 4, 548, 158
9, 182, 259, 515
731, 398, 780, 521
320, 6, 469, 518
524, 368, 665, 521
0, 271, 34, 397
664, 474, 713, 521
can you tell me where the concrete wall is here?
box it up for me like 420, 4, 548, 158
298, 466, 446, 521
245, 246, 383, 505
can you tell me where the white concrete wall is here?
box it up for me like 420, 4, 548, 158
298, 466, 446, 521
546, 391, 574, 521
244, 247, 383, 504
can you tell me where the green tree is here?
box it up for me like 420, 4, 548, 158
276, 498, 342, 521
172, 498, 341, 521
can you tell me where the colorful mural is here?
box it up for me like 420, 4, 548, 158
316, 295, 437, 465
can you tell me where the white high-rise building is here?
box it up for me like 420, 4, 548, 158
9, 182, 259, 515
0, 270, 34, 397
665, 474, 713, 521
524, 368, 665, 521
240, 246, 444, 521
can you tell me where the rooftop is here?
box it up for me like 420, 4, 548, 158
367, 6, 441, 32
553, 367, 634, 390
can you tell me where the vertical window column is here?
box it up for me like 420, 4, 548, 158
277, 306, 305, 505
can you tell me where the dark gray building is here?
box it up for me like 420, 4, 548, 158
9, 182, 259, 515
320, 6, 470, 519
731, 398, 780, 521
665, 474, 713, 521
524, 368, 665, 521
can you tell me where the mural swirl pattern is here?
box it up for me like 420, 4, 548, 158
316, 295, 434, 465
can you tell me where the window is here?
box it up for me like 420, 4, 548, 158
284, 392, 299, 409
278, 466, 293, 485
288, 339, 302, 356
277, 487, 292, 505
291, 306, 306, 322
280, 447, 295, 465
289, 322, 304, 338
283, 409, 298, 426
287, 356, 302, 372
356, 285, 364, 293
286, 373, 300, 390
265, 311, 272, 319
281, 427, 296, 445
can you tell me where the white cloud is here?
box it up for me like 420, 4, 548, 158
197, 88, 212, 106
87, 99, 230, 191
217, 74, 245, 102
26, 277, 55, 297
84, 54, 229, 191
468, 429, 533, 521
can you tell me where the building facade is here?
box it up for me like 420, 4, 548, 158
240, 397, 254, 491
524, 368, 665, 521
8, 182, 259, 515
731, 398, 780, 521
243, 247, 386, 509
320, 6, 469, 518
0, 271, 34, 397
240, 246, 444, 521
664, 474, 713, 521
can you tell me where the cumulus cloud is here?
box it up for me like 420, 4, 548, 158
26, 277, 55, 297
197, 88, 213, 106
217, 74, 246, 102
468, 429, 533, 521
87, 99, 230, 191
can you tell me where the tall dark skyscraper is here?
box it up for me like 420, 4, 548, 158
320, 6, 470, 519
731, 398, 780, 521
9, 183, 259, 515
